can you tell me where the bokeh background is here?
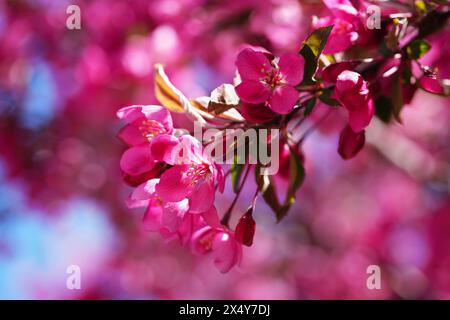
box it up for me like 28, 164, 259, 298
0, 0, 450, 299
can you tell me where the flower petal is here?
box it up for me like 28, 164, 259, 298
338, 125, 366, 160
117, 122, 146, 146
161, 199, 189, 232
347, 98, 374, 132
212, 231, 242, 273
150, 134, 180, 165
336, 70, 369, 111
120, 145, 155, 176
236, 48, 272, 81
142, 199, 163, 231
189, 178, 215, 214
140, 105, 173, 132
268, 85, 299, 114
201, 206, 220, 227
126, 179, 159, 208
278, 53, 304, 86
419, 76, 444, 94
235, 80, 271, 104
239, 102, 276, 124
117, 105, 146, 122
117, 105, 173, 132
155, 165, 196, 202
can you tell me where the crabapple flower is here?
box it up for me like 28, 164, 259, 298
192, 225, 242, 273
117, 105, 173, 147
235, 48, 304, 114
338, 125, 366, 160
117, 105, 175, 184
155, 135, 225, 214
313, 0, 360, 54
335, 70, 375, 133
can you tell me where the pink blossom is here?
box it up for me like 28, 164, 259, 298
117, 105, 173, 147
155, 135, 224, 214
192, 226, 242, 273
335, 70, 375, 133
235, 48, 304, 114
313, 0, 360, 54
117, 105, 174, 180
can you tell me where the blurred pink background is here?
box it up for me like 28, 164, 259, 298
0, 0, 449, 299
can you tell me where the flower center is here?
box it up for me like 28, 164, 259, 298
198, 231, 215, 252
186, 163, 210, 185
262, 68, 283, 89
138, 120, 166, 141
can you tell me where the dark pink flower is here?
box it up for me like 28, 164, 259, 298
235, 48, 304, 114
335, 70, 375, 133
338, 125, 366, 160
191, 225, 242, 273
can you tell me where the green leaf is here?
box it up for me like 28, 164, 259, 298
255, 166, 281, 214
407, 39, 431, 59
318, 88, 340, 107
303, 98, 317, 117
255, 147, 306, 222
375, 96, 393, 123
299, 26, 334, 85
391, 71, 404, 122
277, 147, 305, 221
231, 158, 245, 193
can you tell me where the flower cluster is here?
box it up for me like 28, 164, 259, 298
118, 105, 242, 273
118, 0, 450, 272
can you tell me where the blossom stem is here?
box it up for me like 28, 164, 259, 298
221, 164, 252, 227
